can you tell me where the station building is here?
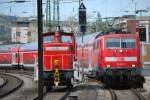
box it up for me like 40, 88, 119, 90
0, 15, 37, 44
11, 17, 37, 43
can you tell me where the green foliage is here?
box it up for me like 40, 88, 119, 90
88, 12, 107, 33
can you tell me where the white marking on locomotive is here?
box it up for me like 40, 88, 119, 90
105, 57, 137, 62
105, 57, 117, 62
46, 47, 69, 51
124, 57, 137, 61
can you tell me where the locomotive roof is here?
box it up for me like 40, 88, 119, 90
20, 42, 38, 51
77, 30, 139, 46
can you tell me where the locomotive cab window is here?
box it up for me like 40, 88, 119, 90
106, 38, 120, 48
43, 35, 54, 43
106, 38, 136, 49
121, 38, 136, 48
61, 35, 72, 43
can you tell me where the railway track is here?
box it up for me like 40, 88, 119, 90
0, 69, 34, 80
109, 88, 117, 100
0, 73, 23, 98
75, 83, 98, 100
32, 86, 71, 100
109, 88, 146, 100
0, 76, 8, 89
0, 69, 146, 100
0, 69, 38, 100
44, 87, 71, 100
88, 77, 146, 100
131, 88, 145, 100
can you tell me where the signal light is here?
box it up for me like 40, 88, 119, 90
132, 64, 136, 67
107, 65, 111, 68
138, 28, 146, 41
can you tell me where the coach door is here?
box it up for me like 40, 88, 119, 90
12, 53, 16, 65
93, 40, 99, 67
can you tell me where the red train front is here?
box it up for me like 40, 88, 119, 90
43, 31, 77, 88
77, 32, 145, 87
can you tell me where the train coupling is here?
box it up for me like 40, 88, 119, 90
54, 60, 60, 86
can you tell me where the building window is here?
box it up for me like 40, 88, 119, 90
16, 32, 20, 37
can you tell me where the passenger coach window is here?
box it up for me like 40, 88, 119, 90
61, 35, 72, 43
106, 38, 120, 48
43, 35, 54, 43
121, 38, 136, 48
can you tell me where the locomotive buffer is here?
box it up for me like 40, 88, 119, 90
54, 60, 60, 86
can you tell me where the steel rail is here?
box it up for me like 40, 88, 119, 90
59, 89, 71, 100
109, 88, 117, 100
0, 77, 8, 89
0, 73, 23, 98
131, 88, 145, 100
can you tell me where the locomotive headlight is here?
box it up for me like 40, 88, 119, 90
107, 65, 111, 68
119, 49, 123, 53
132, 64, 136, 67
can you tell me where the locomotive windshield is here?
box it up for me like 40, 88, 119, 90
106, 38, 120, 48
106, 38, 136, 48
121, 38, 136, 48
43, 35, 54, 43
61, 35, 72, 43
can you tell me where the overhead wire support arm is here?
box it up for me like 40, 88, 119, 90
57, 0, 60, 31
46, 0, 52, 31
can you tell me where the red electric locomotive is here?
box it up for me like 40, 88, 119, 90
77, 31, 145, 87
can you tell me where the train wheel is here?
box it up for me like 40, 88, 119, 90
67, 79, 73, 89
139, 83, 143, 88
131, 75, 144, 88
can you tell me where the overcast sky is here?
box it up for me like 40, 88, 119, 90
0, 0, 149, 20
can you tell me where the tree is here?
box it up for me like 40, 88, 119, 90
95, 12, 107, 32
65, 15, 78, 36
88, 12, 107, 33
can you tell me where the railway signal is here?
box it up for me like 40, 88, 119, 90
136, 27, 146, 41
79, 2, 86, 33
